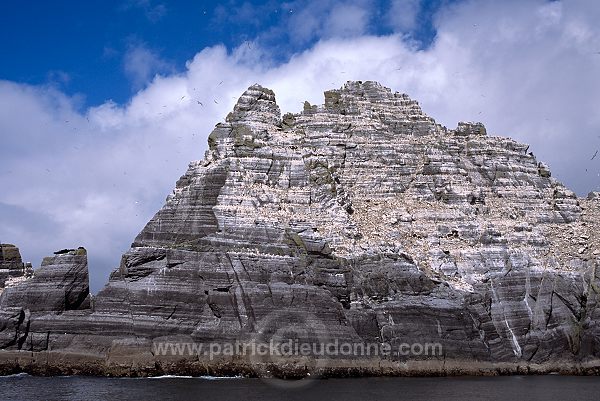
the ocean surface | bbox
[1,374,599,401]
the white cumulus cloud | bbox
[123,43,174,90]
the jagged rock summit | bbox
[0,244,33,291]
[0,81,599,377]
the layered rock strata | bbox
[0,81,599,377]
[0,244,32,290]
[0,248,90,353]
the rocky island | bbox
[1,81,599,377]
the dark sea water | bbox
[0,374,599,401]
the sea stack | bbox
[1,81,599,377]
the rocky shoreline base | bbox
[1,352,599,378]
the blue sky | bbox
[0,0,446,106]
[1,0,599,292]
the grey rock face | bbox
[0,248,90,351]
[0,244,32,289]
[1,81,599,376]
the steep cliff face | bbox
[0,248,90,354]
[0,244,32,290]
[0,82,598,376]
